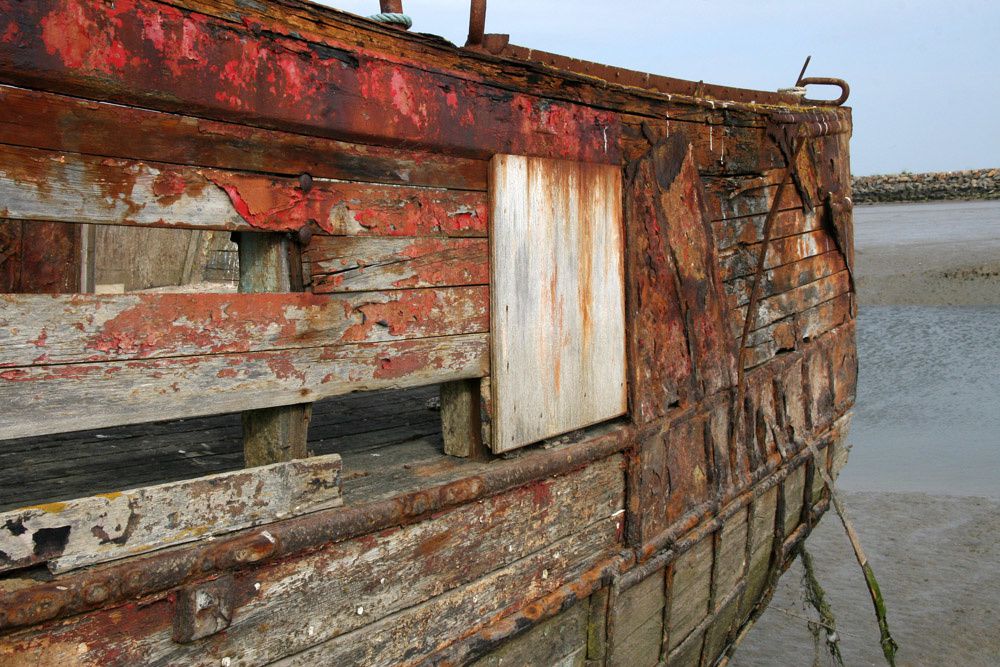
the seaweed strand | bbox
[800,545,845,667]
[805,440,899,666]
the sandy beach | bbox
[731,200,1000,666]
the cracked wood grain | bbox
[0,454,342,574]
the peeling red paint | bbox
[373,348,431,380]
[4,0,622,163]
[208,172,337,233]
[342,291,439,343]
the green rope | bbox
[368,12,412,29]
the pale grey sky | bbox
[321,1,998,176]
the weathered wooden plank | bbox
[720,229,838,282]
[738,487,778,623]
[666,627,704,667]
[666,537,713,652]
[1,459,624,665]
[651,138,736,398]
[306,237,488,293]
[0,334,488,439]
[624,143,694,421]
[664,415,713,526]
[628,428,671,547]
[608,612,663,667]
[713,510,749,608]
[712,207,820,251]
[0,287,489,367]
[0,144,487,235]
[783,466,808,535]
[726,250,847,309]
[0,84,487,191]
[470,597,590,667]
[490,155,626,452]
[735,270,852,337]
[702,169,803,222]
[0,0,621,164]
[701,595,740,664]
[614,570,667,635]
[271,516,622,667]
[0,454,341,574]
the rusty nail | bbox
[299,173,313,192]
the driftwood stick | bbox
[804,440,898,666]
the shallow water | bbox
[732,201,1000,665]
[843,304,1000,497]
[854,199,1000,249]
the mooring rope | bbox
[368,12,413,29]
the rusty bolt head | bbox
[299,173,313,192]
[297,222,315,246]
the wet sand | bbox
[731,200,1000,666]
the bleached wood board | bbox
[489,155,626,452]
[0,453,342,574]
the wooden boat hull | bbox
[0,1,855,664]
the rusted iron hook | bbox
[798,76,850,107]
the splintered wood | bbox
[489,156,627,452]
[0,454,342,574]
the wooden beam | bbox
[0,333,488,440]
[238,232,310,466]
[439,379,490,460]
[0,144,487,235]
[0,0,622,164]
[0,287,489,367]
[0,453,342,574]
[0,84,488,191]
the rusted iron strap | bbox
[0,426,631,632]
[420,552,628,666]
[769,110,851,137]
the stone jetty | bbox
[852,168,1000,203]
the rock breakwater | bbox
[851,168,999,203]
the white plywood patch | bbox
[490,155,627,452]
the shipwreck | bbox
[0,1,856,664]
